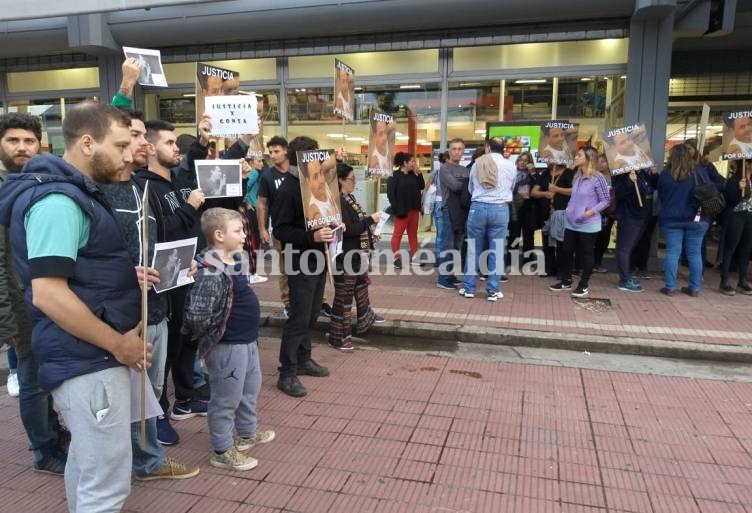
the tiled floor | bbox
[2,342,752,513]
[253,261,752,346]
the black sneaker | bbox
[171,399,208,421]
[393,259,403,269]
[277,376,307,397]
[720,282,736,296]
[157,415,180,445]
[320,303,333,318]
[297,359,330,377]
[571,285,589,298]
[680,286,699,298]
[738,282,752,296]
[33,447,66,476]
[549,281,572,291]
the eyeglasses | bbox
[344,176,356,182]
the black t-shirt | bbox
[536,168,575,211]
[258,166,290,206]
[221,265,260,345]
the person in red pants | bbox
[387,152,424,268]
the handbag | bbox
[692,170,725,218]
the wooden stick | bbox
[375,176,381,212]
[325,242,334,286]
[139,181,150,450]
[633,179,643,208]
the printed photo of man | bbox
[724,111,752,158]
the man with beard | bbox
[0,102,152,512]
[99,110,199,480]
[135,120,207,431]
[0,113,69,474]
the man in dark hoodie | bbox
[136,120,207,426]
[100,111,199,480]
[0,112,69,475]
[272,136,339,397]
[0,102,151,513]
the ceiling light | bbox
[620,75,627,79]
[354,87,362,91]
[326,133,346,138]
[580,78,593,82]
[400,84,421,89]
[394,131,403,137]
[345,137,365,142]
[474,129,486,135]
[182,93,196,97]
[396,135,409,141]
[515,79,546,84]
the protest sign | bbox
[297,149,342,231]
[602,123,654,175]
[367,110,396,177]
[537,120,579,166]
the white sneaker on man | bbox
[6,372,19,398]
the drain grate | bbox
[572,297,612,313]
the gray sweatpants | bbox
[52,366,132,513]
[205,342,261,453]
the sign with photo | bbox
[722,110,752,160]
[204,95,259,137]
[329,225,344,263]
[122,47,168,87]
[537,120,579,166]
[243,93,265,158]
[602,123,655,175]
[195,63,240,123]
[151,238,197,294]
[367,110,396,177]
[333,59,355,122]
[194,160,243,198]
[297,149,342,231]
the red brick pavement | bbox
[253,263,752,346]
[2,343,752,512]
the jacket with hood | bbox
[133,167,201,243]
[0,153,140,390]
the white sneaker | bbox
[487,291,503,302]
[249,274,268,284]
[458,288,475,298]
[6,372,19,398]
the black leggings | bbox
[559,229,598,287]
[721,211,752,284]
[594,218,614,267]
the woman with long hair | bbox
[549,146,610,297]
[719,159,752,295]
[657,143,712,296]
[387,152,424,268]
[328,164,385,351]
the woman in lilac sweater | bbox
[549,146,610,297]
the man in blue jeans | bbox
[459,137,517,301]
[436,138,470,289]
[0,112,68,474]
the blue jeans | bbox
[661,220,709,292]
[433,200,445,260]
[437,208,466,285]
[463,202,509,294]
[17,353,61,455]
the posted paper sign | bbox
[333,59,355,121]
[123,47,167,87]
[537,120,579,166]
[722,110,752,160]
[196,63,240,124]
[205,95,259,137]
[151,238,197,294]
[602,123,655,175]
[329,225,344,263]
[367,110,396,177]
[195,160,243,198]
[297,149,342,231]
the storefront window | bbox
[9,96,98,155]
[505,80,554,121]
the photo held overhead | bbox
[122,47,168,87]
[297,149,342,231]
[602,123,654,175]
[722,109,752,160]
[367,110,396,177]
[538,120,579,166]
[333,59,355,122]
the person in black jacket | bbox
[327,164,385,351]
[271,142,337,398]
[719,159,752,295]
[387,152,424,268]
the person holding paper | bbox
[327,163,385,351]
[0,102,152,513]
[719,159,752,296]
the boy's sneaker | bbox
[6,372,19,397]
[549,281,572,291]
[171,399,208,421]
[157,415,180,445]
[235,430,276,452]
[458,288,474,298]
[210,447,258,471]
[277,376,307,397]
[571,285,590,298]
[134,458,200,481]
[618,279,643,293]
[297,359,330,377]
[33,447,66,476]
[487,291,503,302]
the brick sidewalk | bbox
[2,342,752,513]
[253,260,752,347]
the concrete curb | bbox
[260,315,752,364]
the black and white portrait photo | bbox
[195,160,243,198]
[123,46,168,87]
[151,238,197,293]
